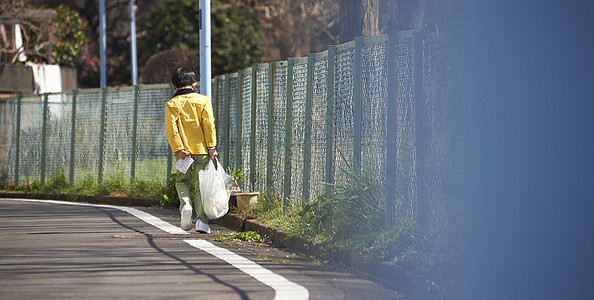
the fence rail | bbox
[0,30,453,230]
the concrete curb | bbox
[0,192,160,207]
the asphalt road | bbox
[0,198,400,299]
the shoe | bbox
[196,219,211,234]
[180,204,193,231]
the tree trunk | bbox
[362,0,380,36]
[339,0,380,43]
[339,0,361,43]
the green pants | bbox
[176,154,210,224]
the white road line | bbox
[2,198,310,299]
[116,206,189,235]
[185,240,309,300]
[0,198,189,234]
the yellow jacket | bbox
[165,89,217,155]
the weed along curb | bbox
[213,213,405,291]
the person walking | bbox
[165,67,217,233]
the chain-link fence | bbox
[0,30,453,230]
[0,84,174,188]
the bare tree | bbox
[248,0,339,61]
[31,0,144,43]
[362,0,380,36]
[340,0,452,43]
[0,0,53,63]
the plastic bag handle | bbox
[212,157,218,171]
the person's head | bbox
[171,67,196,89]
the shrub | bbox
[299,165,385,244]
[246,162,461,299]
[23,179,41,194]
[160,173,179,208]
[42,169,69,194]
[130,178,162,200]
[98,174,129,197]
[245,191,307,238]
[74,174,99,196]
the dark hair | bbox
[171,67,196,88]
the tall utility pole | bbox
[99,0,106,87]
[199,0,211,99]
[129,0,138,85]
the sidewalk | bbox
[0,192,402,290]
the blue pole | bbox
[199,0,211,99]
[129,0,138,85]
[99,0,106,87]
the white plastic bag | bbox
[198,158,233,219]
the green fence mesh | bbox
[18,95,44,184]
[227,73,240,172]
[270,61,288,198]
[254,64,270,193]
[288,57,308,201]
[309,52,330,199]
[240,68,253,192]
[361,36,388,190]
[103,87,135,180]
[215,76,228,168]
[391,32,418,222]
[45,93,74,182]
[421,34,454,232]
[135,84,171,183]
[1,99,17,183]
[72,89,103,183]
[0,30,453,231]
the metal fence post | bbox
[353,37,363,174]
[97,88,107,185]
[266,62,275,192]
[283,59,295,205]
[236,70,243,173]
[413,30,427,232]
[14,95,22,187]
[40,93,49,185]
[325,46,336,194]
[302,54,314,202]
[214,75,223,167]
[166,85,174,185]
[69,90,77,185]
[130,85,140,185]
[249,66,257,190]
[223,74,230,170]
[213,76,219,131]
[385,32,398,227]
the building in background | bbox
[0,9,77,97]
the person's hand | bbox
[177,150,191,160]
[208,148,218,160]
